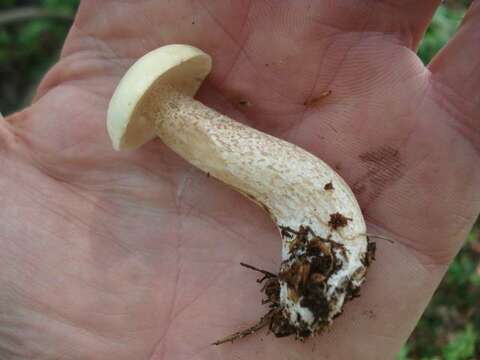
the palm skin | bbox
[1,0,480,359]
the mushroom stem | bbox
[154,87,289,219]
[154,87,363,242]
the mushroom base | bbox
[212,226,375,345]
[212,226,374,345]
[255,225,376,340]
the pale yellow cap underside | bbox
[107,44,212,150]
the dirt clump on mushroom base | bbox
[241,225,375,340]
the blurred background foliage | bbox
[0,1,478,359]
[0,0,78,114]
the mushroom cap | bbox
[107,44,212,150]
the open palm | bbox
[1,1,479,359]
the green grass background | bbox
[0,1,478,359]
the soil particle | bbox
[324,182,334,191]
[269,311,296,337]
[328,212,350,230]
[363,238,376,266]
[345,281,361,301]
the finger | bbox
[428,2,480,132]
[310,0,440,49]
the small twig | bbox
[362,233,395,244]
[212,310,275,346]
[240,262,277,280]
[0,6,74,27]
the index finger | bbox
[428,2,480,145]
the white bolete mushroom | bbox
[107,44,375,343]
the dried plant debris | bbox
[328,212,351,230]
[214,225,375,344]
[324,182,334,191]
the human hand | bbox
[1,1,479,359]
